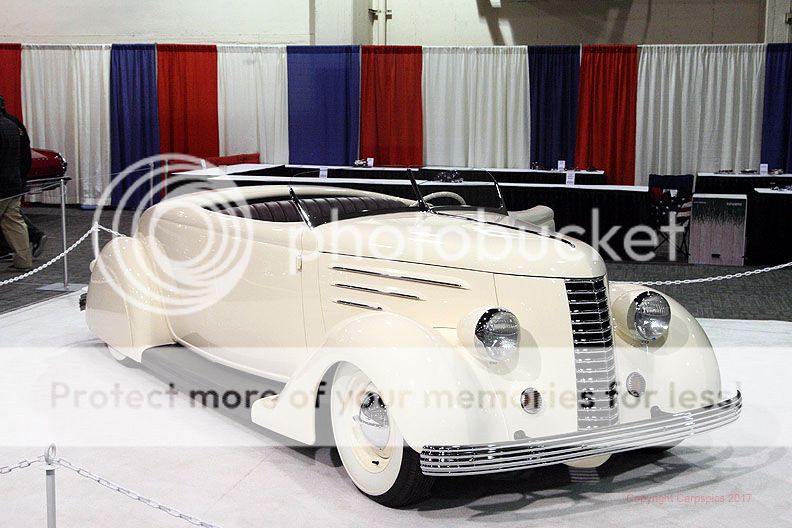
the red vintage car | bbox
[28,148,67,180]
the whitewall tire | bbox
[330,363,434,506]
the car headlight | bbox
[627,291,671,341]
[471,308,520,363]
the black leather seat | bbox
[219,195,406,223]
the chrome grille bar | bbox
[565,277,618,430]
[419,392,742,476]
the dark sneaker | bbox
[0,252,12,262]
[3,265,33,273]
[32,234,49,258]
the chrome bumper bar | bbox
[420,391,742,476]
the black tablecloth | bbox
[696,174,792,194]
[746,190,792,265]
[500,186,650,260]
[247,166,607,186]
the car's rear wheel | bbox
[330,363,434,507]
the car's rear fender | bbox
[85,237,173,361]
[250,312,511,450]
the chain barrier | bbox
[0,455,44,475]
[53,456,222,528]
[637,261,792,286]
[1,446,223,528]
[0,224,125,288]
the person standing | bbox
[0,95,47,260]
[0,112,32,271]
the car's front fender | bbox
[250,312,510,450]
[609,281,722,422]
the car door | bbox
[197,214,309,381]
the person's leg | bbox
[23,212,44,242]
[0,229,10,255]
[22,212,48,257]
[0,198,33,269]
[0,200,12,257]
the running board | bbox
[141,345,285,423]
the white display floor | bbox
[0,293,790,527]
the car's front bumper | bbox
[420,391,742,476]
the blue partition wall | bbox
[761,44,792,173]
[528,45,580,170]
[286,45,361,166]
[109,44,160,208]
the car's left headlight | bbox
[459,308,520,363]
[627,291,671,341]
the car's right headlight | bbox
[627,291,671,341]
[459,308,520,363]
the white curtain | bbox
[635,44,766,185]
[217,45,289,164]
[21,45,111,205]
[423,46,530,168]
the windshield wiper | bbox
[406,168,429,212]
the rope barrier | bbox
[1,222,790,289]
[0,224,124,288]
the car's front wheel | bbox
[330,363,434,507]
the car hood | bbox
[307,210,607,279]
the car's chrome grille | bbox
[565,277,618,430]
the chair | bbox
[647,174,694,259]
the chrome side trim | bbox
[330,266,467,290]
[332,299,383,311]
[420,392,742,476]
[331,283,422,301]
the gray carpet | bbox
[1,206,790,320]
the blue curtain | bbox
[527,45,580,169]
[287,46,360,165]
[761,44,792,174]
[110,44,160,208]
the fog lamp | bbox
[626,372,647,397]
[520,388,542,414]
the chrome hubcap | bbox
[356,392,390,450]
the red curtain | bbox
[359,46,423,167]
[575,45,638,185]
[156,44,219,158]
[0,44,23,121]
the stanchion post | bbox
[92,224,100,257]
[59,178,69,289]
[149,161,155,209]
[44,445,57,528]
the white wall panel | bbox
[21,45,111,205]
[217,45,289,164]
[0,0,312,44]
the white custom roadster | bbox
[85,171,741,506]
